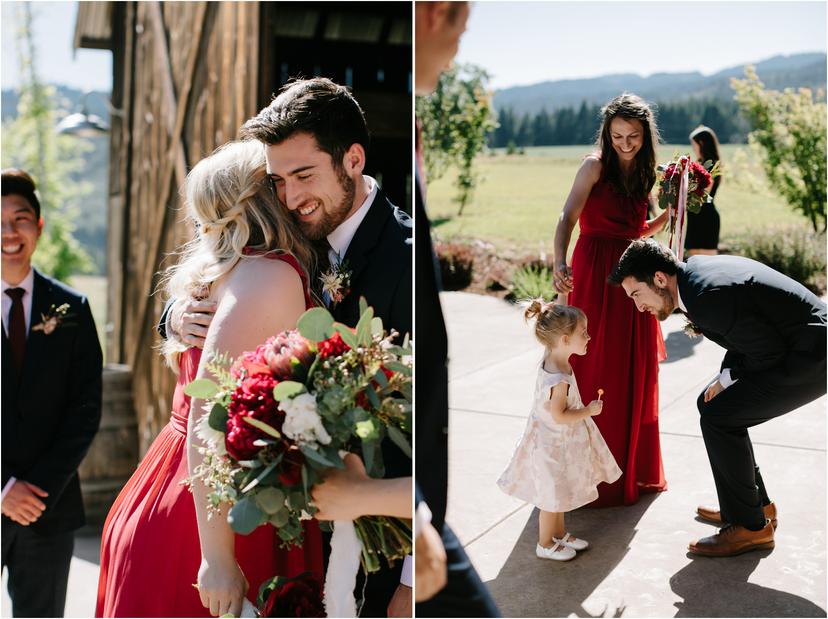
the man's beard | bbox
[298,169,356,240]
[654,285,675,321]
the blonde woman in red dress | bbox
[552,94,669,507]
[95,141,323,617]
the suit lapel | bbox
[19,271,54,394]
[1,321,17,389]
[341,190,392,285]
[676,265,696,319]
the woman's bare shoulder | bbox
[581,154,603,175]
[225,256,303,300]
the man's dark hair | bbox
[608,239,679,286]
[1,168,41,220]
[240,77,369,168]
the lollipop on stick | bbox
[597,388,604,401]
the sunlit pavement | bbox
[442,291,826,618]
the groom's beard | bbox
[295,170,356,241]
[655,286,675,321]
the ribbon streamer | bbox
[324,520,362,617]
[668,157,690,262]
[239,598,257,618]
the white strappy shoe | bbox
[536,540,576,561]
[554,532,589,551]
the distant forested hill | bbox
[487,52,826,147]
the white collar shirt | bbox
[326,176,378,266]
[2,267,35,337]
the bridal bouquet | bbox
[656,155,718,260]
[657,156,715,215]
[185,300,412,616]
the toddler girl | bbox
[497,299,621,561]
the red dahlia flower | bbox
[225,374,285,460]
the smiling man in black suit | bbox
[1,168,102,617]
[610,238,826,557]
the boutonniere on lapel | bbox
[319,260,352,308]
[683,319,703,339]
[32,303,75,335]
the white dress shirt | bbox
[326,176,378,265]
[2,267,35,338]
[677,284,736,389]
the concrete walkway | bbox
[442,291,826,618]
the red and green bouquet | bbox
[185,299,412,614]
[657,155,718,215]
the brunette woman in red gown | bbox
[96,141,323,617]
[552,94,669,507]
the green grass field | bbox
[425,144,806,253]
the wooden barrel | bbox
[78,363,139,528]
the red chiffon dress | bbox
[569,176,668,507]
[96,253,323,617]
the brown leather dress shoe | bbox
[696,502,778,529]
[688,521,775,557]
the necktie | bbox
[5,288,26,372]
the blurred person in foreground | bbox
[414,2,501,616]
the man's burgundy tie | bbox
[5,288,26,372]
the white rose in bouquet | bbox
[279,393,332,446]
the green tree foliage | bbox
[416,63,497,216]
[732,65,827,232]
[1,3,93,280]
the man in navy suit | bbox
[1,168,102,616]
[610,239,826,557]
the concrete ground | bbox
[442,291,826,618]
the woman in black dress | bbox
[684,125,722,255]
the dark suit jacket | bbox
[2,269,103,534]
[413,168,450,531]
[331,188,412,342]
[332,188,412,482]
[677,255,827,387]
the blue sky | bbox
[2,2,112,91]
[457,1,827,90]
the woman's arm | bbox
[552,156,601,298]
[188,259,306,617]
[311,454,412,520]
[641,194,668,238]
[543,382,602,424]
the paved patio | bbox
[442,291,826,618]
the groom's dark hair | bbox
[240,78,369,169]
[608,239,678,286]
